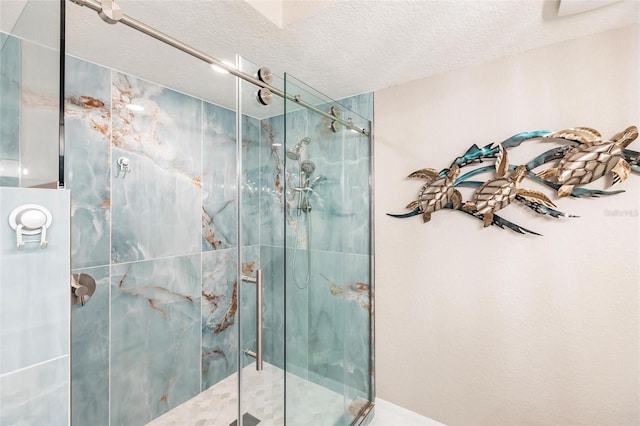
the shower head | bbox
[285,137,312,161]
[286,148,300,160]
[301,160,316,175]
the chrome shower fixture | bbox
[285,148,300,161]
[329,106,341,133]
[98,0,122,24]
[300,160,316,175]
[285,137,311,161]
[257,88,272,105]
[257,67,273,84]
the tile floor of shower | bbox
[149,363,360,426]
[149,363,442,426]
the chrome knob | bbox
[71,273,96,307]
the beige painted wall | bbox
[374,25,639,425]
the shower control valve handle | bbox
[70,277,88,306]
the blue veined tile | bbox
[260,245,285,369]
[284,94,373,256]
[336,92,373,122]
[202,102,236,251]
[71,265,110,426]
[0,34,20,163]
[201,248,238,389]
[340,93,372,256]
[0,356,69,426]
[298,250,371,397]
[110,255,201,426]
[241,115,261,246]
[239,245,259,369]
[295,107,347,254]
[237,245,285,371]
[65,56,112,269]
[111,146,201,263]
[341,129,371,256]
[258,114,288,247]
[0,187,70,375]
[284,123,331,256]
[111,72,202,179]
[110,72,202,263]
[341,253,371,397]
[281,107,325,252]
[284,246,310,376]
[304,250,346,389]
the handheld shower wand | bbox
[288,137,315,289]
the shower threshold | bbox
[147,362,350,426]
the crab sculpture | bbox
[463,144,555,227]
[537,126,638,197]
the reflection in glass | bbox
[0,0,61,188]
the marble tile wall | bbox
[110,256,201,426]
[110,72,202,263]
[65,56,111,269]
[202,248,239,389]
[65,56,254,425]
[65,53,372,425]
[71,265,109,426]
[274,93,374,417]
[0,187,71,425]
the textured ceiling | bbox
[8,0,640,115]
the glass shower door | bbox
[283,74,373,425]
[234,57,373,426]
[236,55,286,426]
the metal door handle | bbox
[242,269,263,371]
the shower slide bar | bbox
[70,0,370,136]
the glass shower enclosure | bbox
[237,57,374,425]
[282,74,373,425]
[0,2,374,424]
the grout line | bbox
[0,354,69,379]
[79,244,243,271]
[108,67,113,426]
[200,98,204,394]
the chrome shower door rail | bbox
[69,0,369,136]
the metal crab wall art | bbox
[388,125,639,235]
